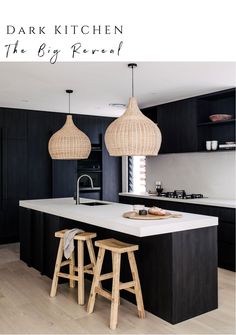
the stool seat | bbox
[55,229,96,241]
[95,238,139,253]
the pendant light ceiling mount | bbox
[128,63,137,68]
[105,63,162,157]
[65,89,73,94]
[48,90,91,160]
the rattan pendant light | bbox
[48,90,91,160]
[105,64,162,156]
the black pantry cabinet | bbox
[0,107,121,244]
[119,195,236,272]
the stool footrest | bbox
[95,287,112,301]
[57,272,79,281]
[119,281,135,291]
[73,263,94,274]
[99,272,114,281]
[60,260,71,267]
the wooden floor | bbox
[0,244,235,334]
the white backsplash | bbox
[146,151,236,200]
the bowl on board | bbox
[209,114,233,122]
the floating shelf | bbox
[197,119,236,127]
[198,148,236,153]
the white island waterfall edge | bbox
[19,198,218,237]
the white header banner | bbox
[0,0,235,63]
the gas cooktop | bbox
[157,190,206,199]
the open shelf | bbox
[199,148,236,153]
[197,119,236,127]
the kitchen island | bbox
[19,197,218,324]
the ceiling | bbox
[0,62,235,117]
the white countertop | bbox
[19,197,218,238]
[119,192,236,209]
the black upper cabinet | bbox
[173,99,198,153]
[155,99,197,154]
[142,100,198,154]
[142,89,235,154]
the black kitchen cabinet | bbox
[27,111,54,199]
[3,108,27,139]
[142,106,157,123]
[52,160,77,198]
[143,89,235,154]
[119,195,235,271]
[0,107,121,244]
[101,118,122,202]
[156,99,198,153]
[143,99,198,154]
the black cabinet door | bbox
[156,103,178,153]
[27,111,53,199]
[76,115,102,144]
[3,138,28,200]
[173,99,198,153]
[102,118,122,202]
[156,99,197,154]
[52,160,77,198]
[142,106,157,123]
[3,108,27,139]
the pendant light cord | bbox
[131,65,134,97]
[68,93,71,114]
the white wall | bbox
[146,151,236,199]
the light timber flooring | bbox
[0,243,235,334]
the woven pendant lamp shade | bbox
[105,97,162,156]
[48,115,91,159]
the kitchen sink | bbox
[81,202,110,206]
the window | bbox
[128,156,146,193]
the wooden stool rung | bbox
[84,263,93,271]
[119,281,135,291]
[60,260,71,267]
[124,287,135,294]
[95,287,112,301]
[57,272,79,281]
[99,272,114,281]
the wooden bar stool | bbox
[87,238,145,330]
[50,229,97,305]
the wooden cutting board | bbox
[123,211,182,220]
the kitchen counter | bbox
[119,192,236,208]
[19,197,218,238]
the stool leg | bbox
[112,253,120,305]
[110,252,121,330]
[87,248,105,314]
[128,251,145,319]
[69,251,75,288]
[50,238,64,297]
[86,239,96,268]
[78,240,84,305]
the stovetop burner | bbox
[159,190,205,199]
